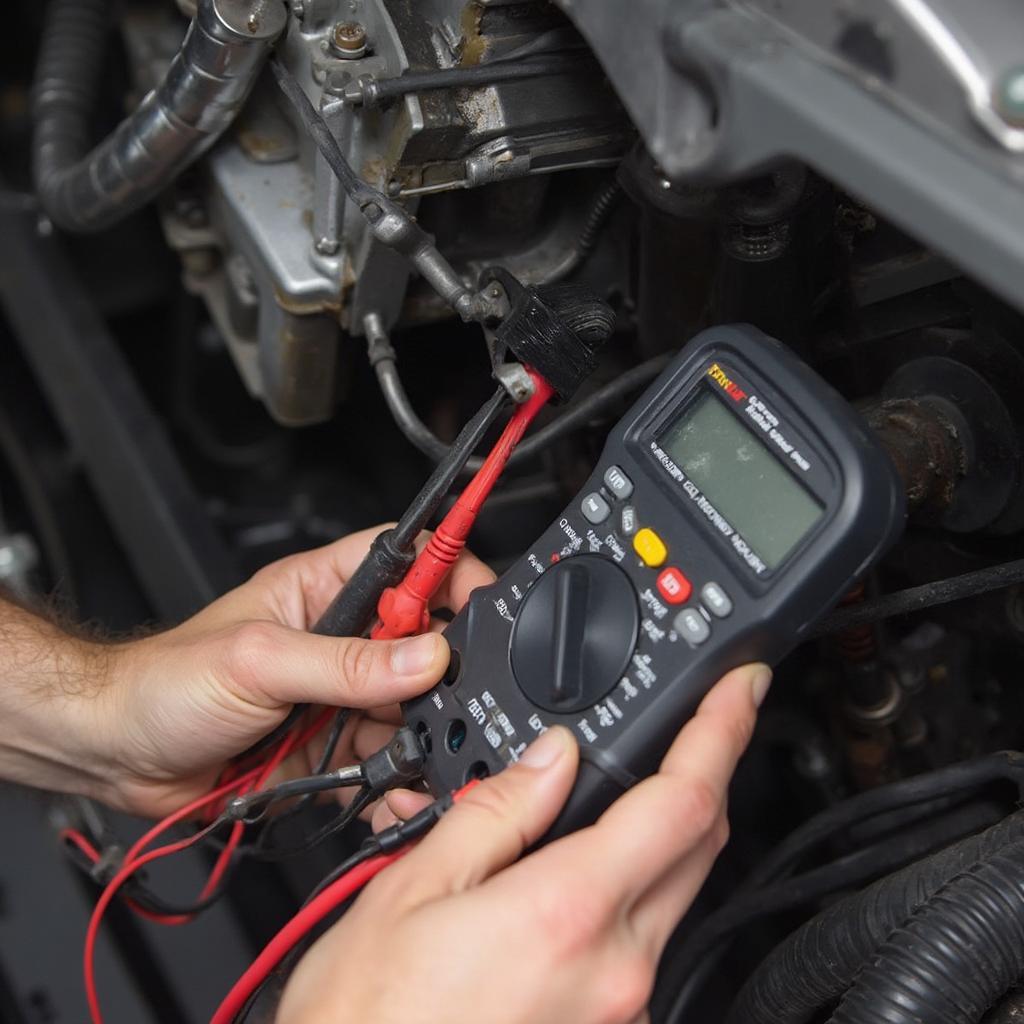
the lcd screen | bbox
[660,391,823,568]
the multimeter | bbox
[404,324,905,836]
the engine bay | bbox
[3,1,1024,1021]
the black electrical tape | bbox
[482,268,614,402]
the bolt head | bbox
[996,66,1024,127]
[329,21,367,58]
[315,236,340,256]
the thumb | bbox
[382,726,579,906]
[216,621,450,710]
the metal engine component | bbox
[33,0,287,233]
[140,0,632,425]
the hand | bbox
[78,525,494,816]
[278,663,772,1024]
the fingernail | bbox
[390,634,441,676]
[519,726,572,769]
[378,797,402,827]
[751,665,773,707]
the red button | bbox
[657,567,692,604]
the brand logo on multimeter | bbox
[706,363,748,402]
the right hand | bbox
[278,662,771,1024]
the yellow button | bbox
[633,527,667,567]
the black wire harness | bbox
[660,751,1024,1023]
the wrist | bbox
[0,599,122,800]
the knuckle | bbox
[460,783,530,847]
[534,882,607,958]
[221,620,279,685]
[675,777,722,839]
[726,710,755,754]
[598,954,655,1024]
[337,639,380,696]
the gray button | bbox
[675,608,710,645]
[604,464,634,500]
[701,582,733,618]
[619,505,638,536]
[581,492,611,524]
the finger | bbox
[583,663,768,896]
[374,727,578,907]
[628,812,729,956]
[370,788,433,832]
[503,664,768,907]
[216,621,450,712]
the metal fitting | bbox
[314,235,340,256]
[328,21,367,59]
[494,363,537,404]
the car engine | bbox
[2,1,1024,1021]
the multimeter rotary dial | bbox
[510,555,639,714]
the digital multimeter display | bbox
[659,390,823,569]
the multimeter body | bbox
[404,324,905,837]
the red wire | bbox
[208,850,404,1024]
[61,827,101,863]
[208,779,482,1024]
[83,707,337,1022]
[373,368,556,640]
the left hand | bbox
[77,525,494,816]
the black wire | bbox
[302,845,378,908]
[60,819,237,918]
[814,558,1024,635]
[658,756,1024,1020]
[234,941,311,1024]
[359,52,587,108]
[546,179,624,283]
[258,710,352,844]
[390,386,507,548]
[375,355,670,470]
[268,57,377,206]
[661,795,1007,1022]
[253,787,374,862]
[372,357,452,463]
[744,751,1024,892]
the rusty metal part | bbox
[863,397,966,516]
[328,21,368,59]
[836,581,876,663]
[835,582,903,788]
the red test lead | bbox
[372,368,556,640]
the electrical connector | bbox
[362,726,427,794]
[371,790,459,854]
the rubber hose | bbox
[830,837,1024,1024]
[32,0,286,233]
[31,0,109,221]
[726,811,1024,1024]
